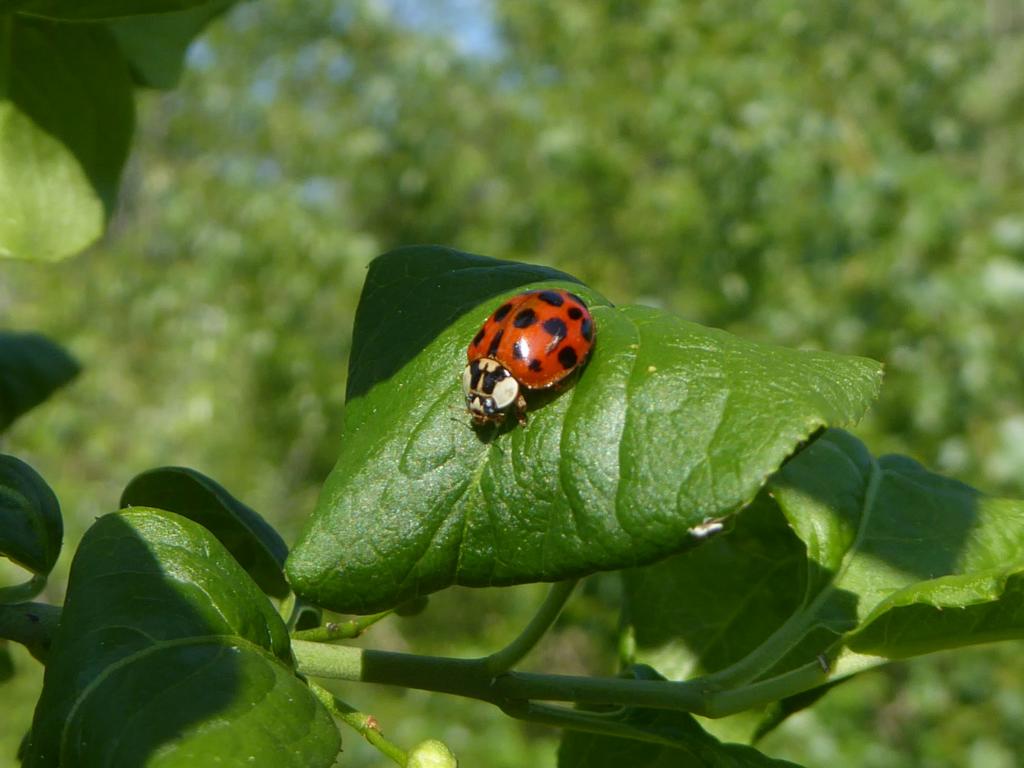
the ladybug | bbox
[463,289,595,425]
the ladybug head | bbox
[463,357,520,424]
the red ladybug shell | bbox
[467,289,595,389]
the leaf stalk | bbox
[309,682,408,766]
[0,601,61,662]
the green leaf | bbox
[24,509,339,767]
[0,331,80,432]
[812,453,1024,657]
[770,430,1024,661]
[6,0,216,21]
[121,466,290,598]
[622,429,1024,740]
[0,455,62,600]
[558,718,802,768]
[557,669,803,768]
[0,17,133,261]
[287,248,882,613]
[108,1,234,89]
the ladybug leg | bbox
[515,392,528,426]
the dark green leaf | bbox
[772,430,1024,661]
[287,249,882,613]
[121,466,290,598]
[559,720,802,768]
[0,640,13,683]
[107,0,233,89]
[394,595,430,617]
[620,494,825,744]
[622,495,807,681]
[0,332,80,432]
[24,509,339,767]
[8,0,216,21]
[0,17,133,261]
[0,455,62,588]
[622,429,1024,740]
[55,640,334,766]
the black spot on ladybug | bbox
[529,359,543,372]
[468,360,484,388]
[513,339,528,360]
[558,346,578,370]
[493,302,514,322]
[542,317,567,342]
[581,317,594,342]
[472,328,486,348]
[482,365,507,393]
[538,290,564,306]
[514,308,537,328]
[567,306,583,320]
[487,329,504,357]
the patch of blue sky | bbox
[383,0,501,58]
[186,39,217,71]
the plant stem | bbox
[292,639,365,680]
[292,640,495,700]
[696,660,831,717]
[289,561,837,723]
[309,682,408,766]
[694,606,816,691]
[292,640,713,712]
[480,579,577,675]
[292,609,393,642]
[293,638,832,720]
[0,601,61,662]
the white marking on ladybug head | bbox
[463,358,520,419]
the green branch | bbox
[290,570,837,722]
[481,579,577,675]
[292,639,832,720]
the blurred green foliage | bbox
[3,0,1024,765]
